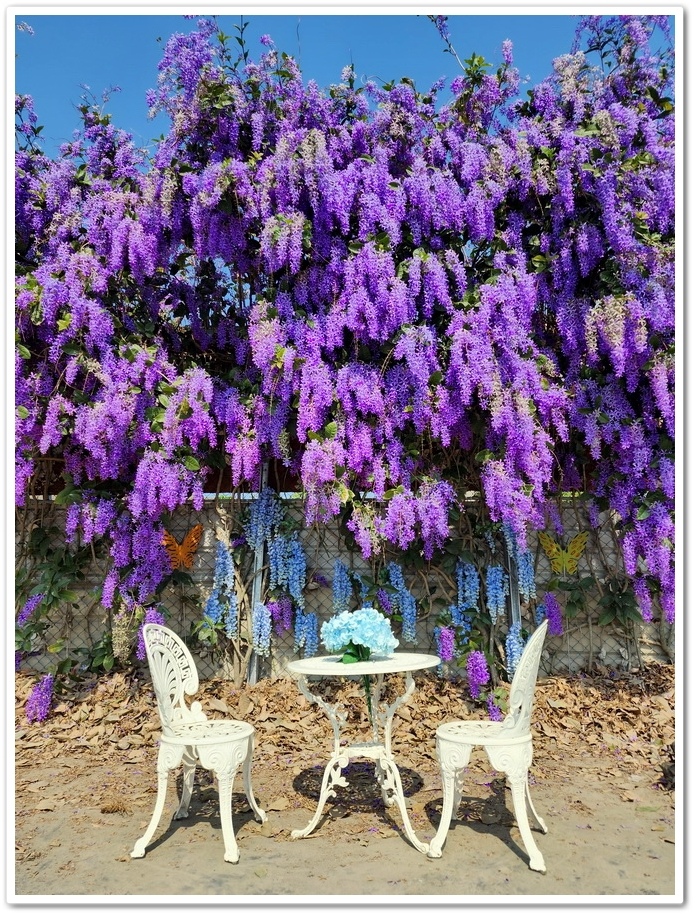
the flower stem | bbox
[362,674,374,729]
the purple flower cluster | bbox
[268,595,293,634]
[17,593,44,627]
[537,592,564,637]
[15,15,675,624]
[435,625,456,663]
[375,587,393,615]
[25,674,55,723]
[466,650,490,700]
[486,694,505,722]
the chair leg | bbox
[216,770,240,864]
[525,778,548,835]
[242,736,267,823]
[508,772,546,873]
[427,766,458,858]
[131,744,184,859]
[175,747,197,819]
[452,766,465,815]
[428,739,472,858]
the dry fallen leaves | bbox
[14,662,675,838]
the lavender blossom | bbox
[487,693,505,721]
[17,593,44,628]
[466,651,490,700]
[435,625,456,663]
[537,593,564,636]
[25,674,55,723]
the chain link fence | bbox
[15,492,675,680]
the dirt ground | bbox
[11,661,678,904]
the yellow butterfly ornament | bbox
[538,531,588,576]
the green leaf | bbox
[597,609,616,626]
[183,455,201,472]
[16,406,29,419]
[336,483,354,505]
[53,485,79,506]
[474,449,494,464]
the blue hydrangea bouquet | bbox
[321,607,399,663]
[320,607,399,726]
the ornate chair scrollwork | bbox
[131,624,266,863]
[428,620,549,872]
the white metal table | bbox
[286,652,440,853]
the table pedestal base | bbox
[291,672,430,854]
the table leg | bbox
[290,671,431,853]
[291,675,351,839]
[291,752,350,839]
[375,756,430,854]
[375,671,416,757]
[373,672,430,853]
[293,674,348,756]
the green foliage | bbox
[597,577,643,629]
[16,524,91,612]
[554,576,595,618]
[190,614,231,653]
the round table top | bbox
[287,652,441,678]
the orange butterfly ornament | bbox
[538,531,588,577]
[162,524,203,571]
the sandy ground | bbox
[11,663,679,904]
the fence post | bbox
[505,541,521,630]
[246,462,269,686]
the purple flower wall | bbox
[15,15,675,622]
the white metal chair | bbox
[131,624,267,863]
[428,619,549,872]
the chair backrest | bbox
[500,619,548,737]
[142,624,201,736]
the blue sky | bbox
[13,9,606,157]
